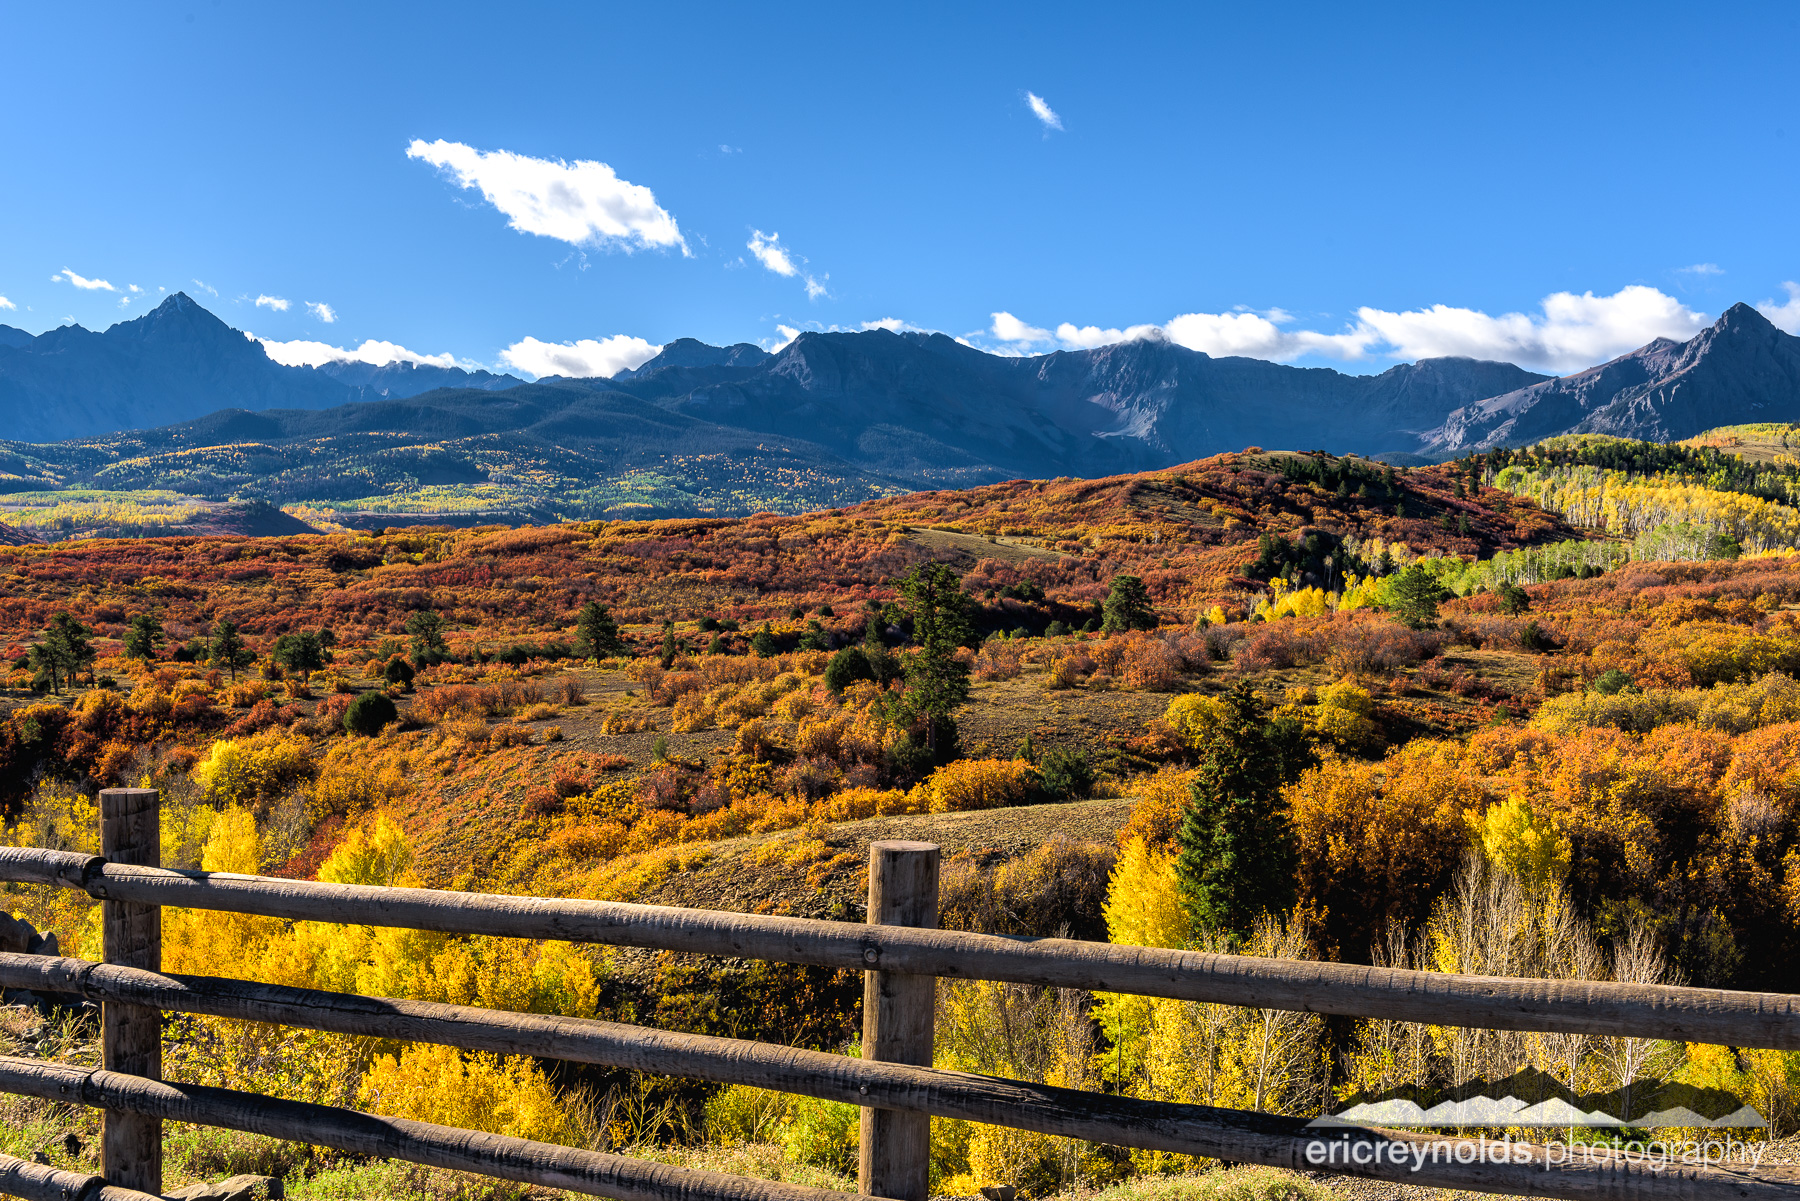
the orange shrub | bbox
[1121,640,1181,691]
[914,759,1034,813]
[973,640,1023,681]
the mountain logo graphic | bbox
[1309,1096,1766,1129]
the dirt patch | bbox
[633,796,1136,920]
[905,526,1065,564]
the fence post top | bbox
[869,840,939,855]
[98,788,159,798]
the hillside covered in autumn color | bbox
[9,437,1800,1192]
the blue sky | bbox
[3,1,1797,378]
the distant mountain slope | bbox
[0,294,522,441]
[313,357,522,397]
[1423,304,1800,453]
[601,329,1550,480]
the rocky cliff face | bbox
[1423,304,1800,453]
[0,295,520,442]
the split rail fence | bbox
[0,789,1796,1201]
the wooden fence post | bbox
[859,840,939,1201]
[100,787,161,1195]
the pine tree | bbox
[574,602,624,659]
[1101,574,1157,631]
[208,618,254,682]
[31,612,95,693]
[123,614,164,662]
[1174,681,1312,939]
[1387,564,1448,629]
[896,562,972,756]
[405,609,450,666]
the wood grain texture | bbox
[97,789,160,1197]
[8,955,1800,1201]
[0,1150,164,1201]
[0,1152,163,1195]
[859,842,938,1201]
[0,1058,875,1201]
[3,851,1791,1048]
[0,1056,1792,1201]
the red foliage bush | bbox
[1324,621,1445,675]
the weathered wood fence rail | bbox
[0,789,1795,1201]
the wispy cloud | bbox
[1762,283,1800,336]
[1026,92,1063,132]
[747,229,828,300]
[501,334,662,379]
[0,296,14,311]
[407,138,687,254]
[770,324,803,352]
[306,301,337,323]
[1678,263,1725,276]
[747,230,798,277]
[54,268,115,292]
[982,286,1717,374]
[255,294,290,311]
[253,333,462,370]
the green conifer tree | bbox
[1174,681,1314,939]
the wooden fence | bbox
[0,788,1796,1201]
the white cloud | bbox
[0,296,14,311]
[747,229,828,300]
[987,286,1717,374]
[407,138,687,253]
[1762,283,1800,336]
[127,284,142,294]
[770,324,803,352]
[861,318,909,332]
[54,268,115,291]
[191,279,218,297]
[747,230,798,276]
[1347,287,1710,372]
[1679,263,1724,276]
[255,294,290,311]
[252,333,460,370]
[1026,92,1063,132]
[1163,309,1370,361]
[306,301,337,323]
[1055,321,1162,350]
[500,334,661,379]
[991,311,1053,345]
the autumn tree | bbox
[659,620,677,670]
[122,614,164,662]
[574,602,624,659]
[1102,574,1157,632]
[208,619,254,682]
[1175,681,1314,939]
[897,561,972,757]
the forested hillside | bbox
[5,441,1800,1194]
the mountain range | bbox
[2,294,1797,520]
[0,292,521,443]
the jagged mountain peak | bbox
[1421,302,1800,454]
